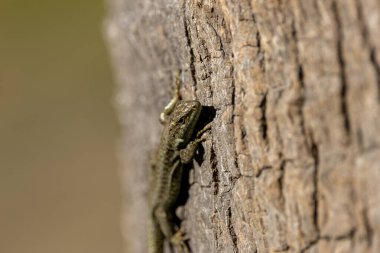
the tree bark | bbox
[104,0,380,252]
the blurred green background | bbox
[0,1,123,253]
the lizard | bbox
[148,73,211,253]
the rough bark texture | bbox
[105,0,380,252]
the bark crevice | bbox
[332,1,351,137]
[183,8,198,90]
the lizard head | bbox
[168,100,202,148]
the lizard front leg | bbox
[179,123,212,164]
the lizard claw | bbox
[171,228,190,253]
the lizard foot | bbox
[170,228,190,253]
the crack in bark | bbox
[205,19,224,57]
[362,207,374,247]
[291,17,310,149]
[298,64,304,89]
[310,135,320,235]
[210,145,220,195]
[255,165,273,178]
[278,160,286,204]
[354,0,380,102]
[299,228,356,253]
[369,49,380,101]
[183,5,198,93]
[256,31,260,48]
[290,18,311,159]
[259,93,268,141]
[226,206,239,253]
[211,209,221,252]
[231,76,240,172]
[332,1,351,137]
[290,17,322,250]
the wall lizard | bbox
[148,74,211,253]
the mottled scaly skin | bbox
[148,100,206,253]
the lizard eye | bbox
[178,117,186,124]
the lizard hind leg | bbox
[154,205,189,253]
[170,227,190,253]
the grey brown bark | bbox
[104,0,380,252]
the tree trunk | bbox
[104,0,380,252]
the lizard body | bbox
[148,76,210,253]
